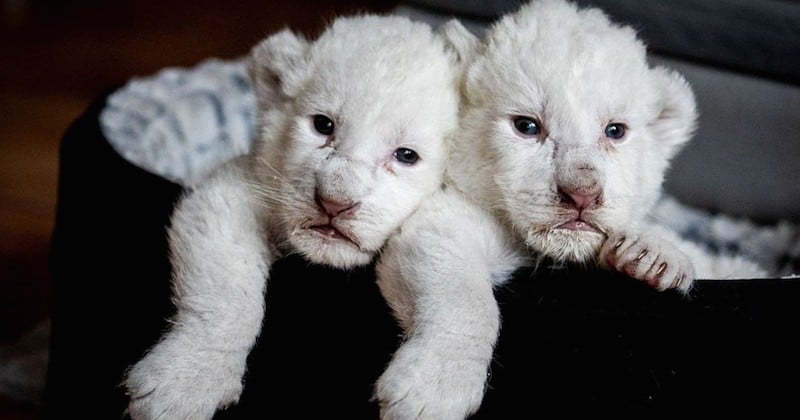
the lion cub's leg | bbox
[599,225,696,292]
[126,157,273,420]
[375,189,524,420]
[600,222,769,291]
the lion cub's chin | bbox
[526,227,605,264]
[289,229,373,269]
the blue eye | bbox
[604,123,626,139]
[513,117,542,136]
[393,148,419,165]
[313,115,334,135]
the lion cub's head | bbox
[456,0,697,262]
[247,16,474,268]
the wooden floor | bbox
[0,1,397,417]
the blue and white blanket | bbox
[99,58,800,278]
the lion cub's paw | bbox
[125,337,244,420]
[600,231,695,292]
[376,338,489,420]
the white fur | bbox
[375,1,766,418]
[124,15,469,419]
[376,188,526,420]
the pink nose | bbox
[315,192,359,217]
[558,187,601,210]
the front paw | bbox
[600,231,695,292]
[376,338,490,420]
[125,337,245,420]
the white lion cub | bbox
[375,0,764,419]
[123,15,473,419]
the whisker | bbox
[245,184,285,208]
[255,159,310,204]
[255,156,292,185]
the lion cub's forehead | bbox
[478,0,657,118]
[299,18,459,133]
[308,16,456,94]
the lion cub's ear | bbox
[437,19,479,65]
[650,66,698,157]
[248,29,310,108]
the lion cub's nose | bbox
[315,191,360,217]
[558,186,601,211]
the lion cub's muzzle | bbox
[315,189,361,218]
[554,165,605,235]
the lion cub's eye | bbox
[312,115,334,135]
[512,117,542,137]
[604,123,626,140]
[393,148,419,165]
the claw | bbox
[676,274,686,289]
[656,262,667,276]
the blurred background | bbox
[0,1,397,418]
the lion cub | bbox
[375,0,764,419]
[123,15,472,419]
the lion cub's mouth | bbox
[555,219,603,235]
[309,224,359,246]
